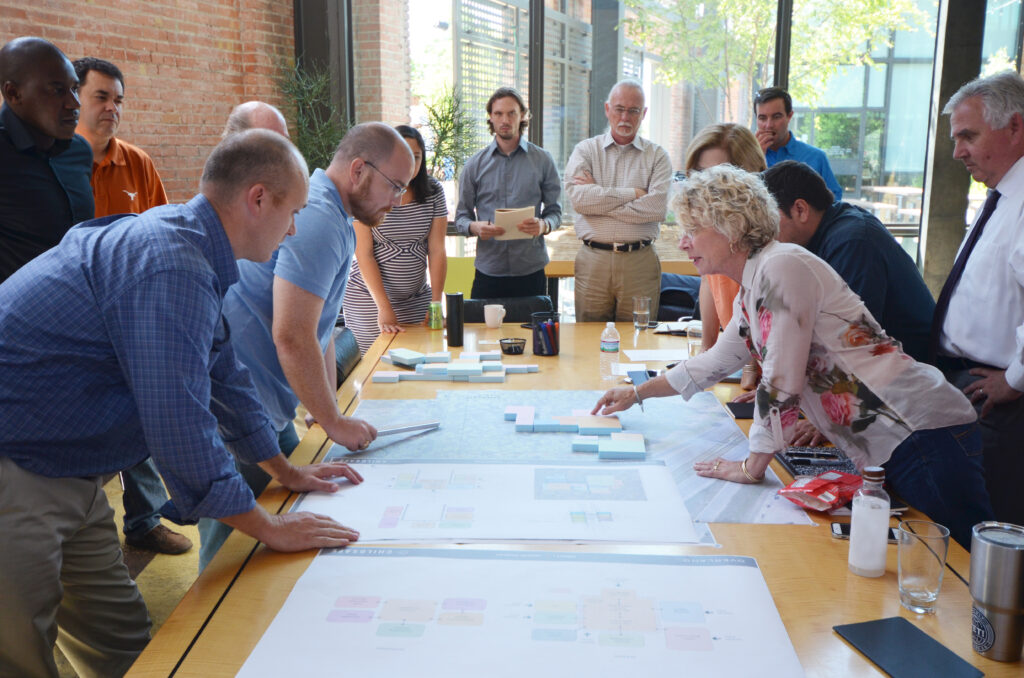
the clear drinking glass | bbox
[898,520,950,614]
[632,296,651,331]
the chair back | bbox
[464,295,554,323]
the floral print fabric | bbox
[665,241,975,469]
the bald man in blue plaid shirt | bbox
[0,130,364,678]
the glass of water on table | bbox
[633,296,651,331]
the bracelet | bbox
[542,220,551,235]
[741,458,764,483]
[632,384,644,412]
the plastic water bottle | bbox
[600,322,620,381]
[848,466,890,577]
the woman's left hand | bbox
[378,308,404,334]
[694,457,766,484]
[591,386,637,415]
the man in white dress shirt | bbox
[936,71,1024,526]
[565,79,672,322]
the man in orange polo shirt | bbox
[73,56,190,555]
[73,57,167,216]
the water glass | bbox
[632,296,651,331]
[898,520,950,614]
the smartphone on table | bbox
[831,522,898,544]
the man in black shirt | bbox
[0,36,93,282]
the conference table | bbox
[127,323,1017,677]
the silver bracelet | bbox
[632,384,644,412]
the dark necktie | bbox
[928,188,1001,361]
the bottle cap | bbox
[606,322,614,327]
[862,466,884,482]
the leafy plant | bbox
[423,85,475,181]
[278,60,350,171]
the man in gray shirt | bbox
[455,86,562,298]
[565,79,672,321]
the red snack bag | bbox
[778,471,863,511]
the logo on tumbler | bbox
[972,605,995,652]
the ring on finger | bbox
[359,440,370,450]
[713,460,721,472]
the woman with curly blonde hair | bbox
[595,165,992,549]
[683,123,766,350]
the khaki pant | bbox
[573,244,661,322]
[0,457,151,678]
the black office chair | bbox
[658,273,701,320]
[463,295,554,323]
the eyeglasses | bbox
[611,106,643,117]
[365,160,407,198]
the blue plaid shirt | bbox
[0,195,280,523]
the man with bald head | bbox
[565,79,672,322]
[0,130,366,677]
[223,100,289,138]
[0,36,93,283]
[198,122,414,569]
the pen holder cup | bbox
[499,337,526,355]
[531,312,560,356]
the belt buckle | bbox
[613,242,625,251]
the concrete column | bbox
[590,0,623,136]
[920,0,987,295]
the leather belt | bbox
[582,239,652,253]
[935,355,1000,373]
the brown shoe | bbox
[125,525,193,555]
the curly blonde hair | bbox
[672,165,779,255]
[684,123,766,174]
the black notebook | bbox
[833,617,982,678]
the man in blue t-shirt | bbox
[754,87,843,199]
[762,160,933,362]
[198,122,415,569]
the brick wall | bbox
[1,0,295,201]
[352,0,410,125]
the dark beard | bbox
[351,181,387,227]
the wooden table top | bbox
[127,324,1017,677]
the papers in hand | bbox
[493,207,536,240]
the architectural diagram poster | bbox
[237,548,805,678]
[293,461,699,544]
[330,390,811,527]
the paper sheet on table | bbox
[612,362,646,376]
[238,548,805,678]
[294,460,700,544]
[624,349,690,361]
[493,207,535,240]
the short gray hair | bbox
[672,165,779,255]
[943,71,1024,129]
[607,78,644,104]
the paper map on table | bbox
[237,548,805,678]
[293,460,699,544]
[326,390,812,528]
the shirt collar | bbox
[805,201,842,252]
[309,168,351,224]
[994,155,1024,195]
[96,136,126,168]
[599,131,646,151]
[0,103,72,157]
[485,134,529,157]
[186,194,240,291]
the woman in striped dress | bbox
[343,125,448,354]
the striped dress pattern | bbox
[342,177,447,354]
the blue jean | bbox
[883,422,994,550]
[121,456,170,539]
[197,422,300,571]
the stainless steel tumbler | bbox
[970,521,1024,662]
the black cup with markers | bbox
[531,311,559,356]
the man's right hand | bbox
[470,221,505,240]
[755,129,774,152]
[323,416,377,452]
[221,505,360,552]
[260,511,359,552]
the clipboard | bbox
[493,207,536,240]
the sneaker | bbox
[125,525,193,555]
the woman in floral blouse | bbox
[594,165,992,548]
